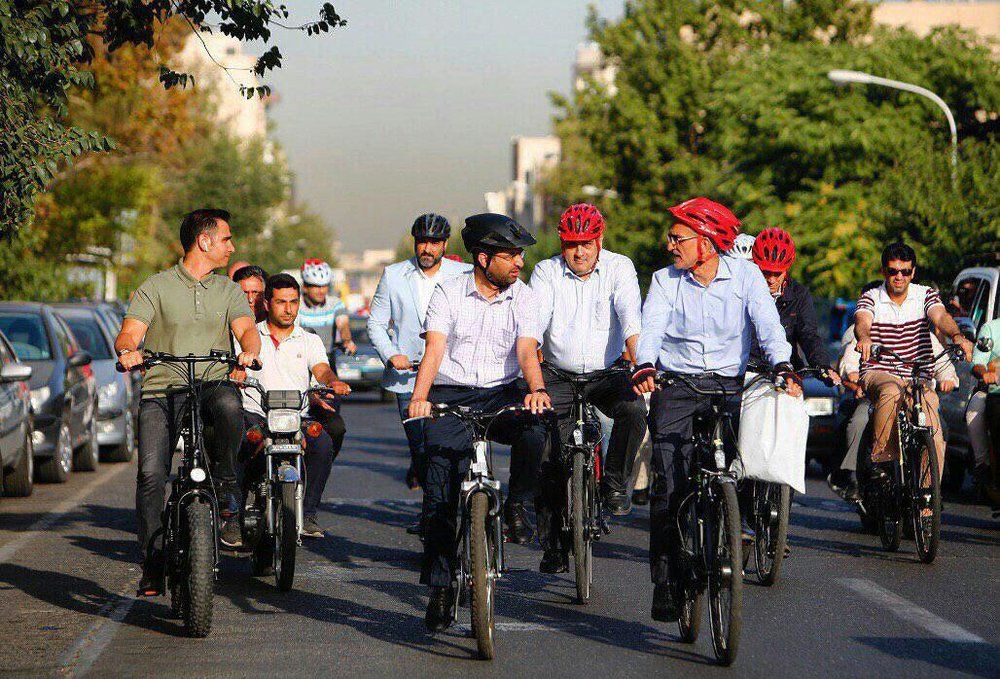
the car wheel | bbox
[4,428,35,497]
[103,408,136,463]
[73,410,100,472]
[37,419,73,483]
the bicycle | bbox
[857,343,964,563]
[239,381,342,591]
[404,403,543,660]
[652,369,784,666]
[118,350,259,638]
[541,363,629,604]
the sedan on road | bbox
[0,303,98,483]
[334,317,389,400]
[53,304,137,463]
[0,329,34,497]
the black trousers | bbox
[535,369,647,551]
[647,375,741,586]
[136,381,244,562]
[420,382,547,587]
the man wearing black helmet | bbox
[368,214,471,531]
[408,213,551,631]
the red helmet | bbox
[558,203,605,242]
[443,254,463,262]
[752,227,796,272]
[667,197,741,253]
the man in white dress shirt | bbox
[529,203,648,573]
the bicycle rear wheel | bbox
[707,482,742,666]
[754,482,790,586]
[571,451,593,604]
[910,433,941,564]
[469,492,496,660]
[274,482,298,591]
[183,499,215,638]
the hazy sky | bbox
[259,1,624,253]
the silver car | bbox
[52,304,136,463]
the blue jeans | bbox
[395,392,427,486]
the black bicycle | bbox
[652,369,784,666]
[858,344,964,563]
[405,403,543,660]
[118,350,259,638]
[542,363,627,604]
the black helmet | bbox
[411,213,451,239]
[461,213,536,254]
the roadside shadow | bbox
[855,636,998,678]
[65,536,136,564]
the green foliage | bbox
[1,1,344,238]
[546,0,998,297]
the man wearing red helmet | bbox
[631,197,798,623]
[529,203,647,573]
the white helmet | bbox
[301,258,332,286]
[729,233,756,260]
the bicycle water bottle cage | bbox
[266,390,301,410]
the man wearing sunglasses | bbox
[854,242,973,477]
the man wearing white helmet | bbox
[299,258,356,356]
[728,233,756,261]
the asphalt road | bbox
[1,398,997,678]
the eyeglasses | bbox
[886,267,914,277]
[667,234,699,246]
[491,250,524,262]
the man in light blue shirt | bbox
[367,214,471,514]
[631,197,798,624]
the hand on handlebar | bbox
[117,349,145,372]
[631,364,657,396]
[237,351,261,370]
[408,398,432,420]
[388,354,412,371]
[523,390,552,415]
[955,337,974,363]
[342,340,357,356]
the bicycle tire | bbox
[571,450,592,604]
[183,499,215,638]
[754,482,790,586]
[911,433,941,564]
[708,482,742,666]
[469,492,496,660]
[274,482,298,591]
[879,466,902,552]
[677,500,702,644]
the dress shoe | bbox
[539,549,569,574]
[425,586,455,632]
[504,501,534,545]
[651,583,679,622]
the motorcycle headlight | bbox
[30,386,51,412]
[98,381,121,408]
[804,397,835,417]
[267,408,301,434]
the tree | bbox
[545,0,998,296]
[1,1,345,238]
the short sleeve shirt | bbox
[855,283,944,380]
[297,296,348,352]
[126,261,253,396]
[242,322,330,416]
[423,273,542,388]
[973,319,1000,395]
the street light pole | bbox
[828,69,958,188]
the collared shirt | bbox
[637,257,791,376]
[423,273,542,388]
[126,260,252,395]
[855,283,943,380]
[241,322,330,417]
[297,295,348,352]
[529,249,642,373]
[839,324,957,384]
[414,267,441,315]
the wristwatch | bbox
[532,388,548,394]
[117,348,132,357]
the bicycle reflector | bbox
[246,426,264,445]
[306,421,324,438]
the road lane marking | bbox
[58,580,137,678]
[0,462,132,565]
[839,578,985,643]
[323,498,421,507]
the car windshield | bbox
[0,312,52,360]
[61,315,114,360]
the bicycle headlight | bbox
[804,397,835,417]
[267,408,301,434]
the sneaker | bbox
[405,519,423,536]
[301,516,325,538]
[137,554,164,597]
[632,487,650,506]
[651,583,679,622]
[539,549,569,574]
[425,586,455,632]
[220,517,243,548]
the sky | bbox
[257,1,624,253]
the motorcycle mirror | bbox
[977,337,994,353]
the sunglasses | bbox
[667,234,699,246]
[886,267,914,277]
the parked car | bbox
[0,303,99,482]
[0,329,34,497]
[334,316,389,400]
[53,304,137,463]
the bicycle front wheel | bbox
[571,450,593,604]
[910,433,941,564]
[707,482,742,666]
[879,465,902,552]
[469,492,496,660]
[754,482,790,586]
[183,499,215,638]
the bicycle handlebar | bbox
[116,351,262,373]
[403,402,551,425]
[870,343,964,369]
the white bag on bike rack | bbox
[736,379,809,494]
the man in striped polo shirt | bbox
[854,242,973,470]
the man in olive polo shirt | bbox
[116,208,261,596]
